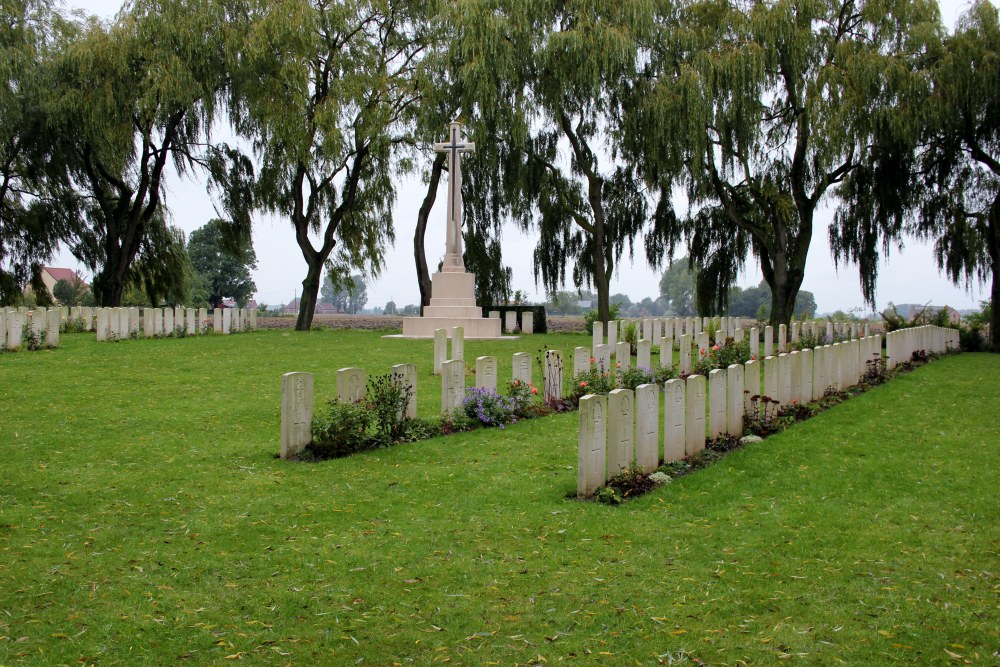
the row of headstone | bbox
[487,310,535,335]
[592,318,881,359]
[92,306,257,342]
[280,363,419,459]
[1,307,61,351]
[577,326,956,497]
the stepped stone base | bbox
[398,270,505,339]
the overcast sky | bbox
[55,0,992,314]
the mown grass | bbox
[0,331,996,665]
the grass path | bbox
[0,332,996,664]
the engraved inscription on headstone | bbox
[281,372,313,459]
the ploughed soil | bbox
[258,314,587,333]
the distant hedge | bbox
[482,305,548,334]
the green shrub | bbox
[309,399,375,458]
[463,387,517,427]
[621,321,638,353]
[368,372,414,441]
[692,338,751,375]
[583,303,620,332]
[506,379,538,417]
[617,365,654,390]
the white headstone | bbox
[46,309,60,348]
[744,359,760,415]
[129,307,140,336]
[790,322,800,344]
[163,307,174,336]
[213,309,221,334]
[0,310,5,349]
[778,324,787,353]
[708,368,727,439]
[512,351,532,385]
[95,308,108,342]
[789,351,802,404]
[143,308,155,338]
[475,355,498,391]
[750,327,759,359]
[594,344,611,377]
[764,356,778,402]
[543,350,563,401]
[592,321,603,352]
[222,308,231,334]
[607,321,618,354]
[573,346,590,377]
[441,359,466,415]
[505,311,517,334]
[636,339,651,370]
[801,348,814,403]
[615,341,631,369]
[578,394,607,497]
[726,364,744,436]
[522,311,534,335]
[685,375,706,456]
[433,328,447,375]
[6,311,23,350]
[778,353,792,405]
[280,372,313,459]
[635,383,659,473]
[679,334,692,374]
[391,363,418,419]
[658,336,673,368]
[642,319,653,341]
[489,310,500,319]
[764,326,774,357]
[663,378,686,462]
[198,308,208,334]
[250,308,257,331]
[607,388,635,475]
[186,308,196,335]
[336,367,366,403]
[450,326,464,361]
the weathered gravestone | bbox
[213,309,222,334]
[6,311,23,350]
[143,308,155,338]
[607,389,634,476]
[475,356,497,391]
[764,326,774,357]
[505,311,517,334]
[789,351,802,404]
[662,378,686,462]
[592,321,602,352]
[441,359,466,415]
[750,327,759,359]
[222,308,231,334]
[708,368,727,439]
[164,307,174,336]
[642,319,653,340]
[95,308,109,342]
[198,308,208,333]
[336,367,366,403]
[726,364,744,436]
[607,321,618,354]
[635,383,659,473]
[685,374,706,455]
[543,350,563,401]
[512,351,532,385]
[391,363,418,418]
[522,311,534,335]
[280,372,313,459]
[658,336,673,368]
[577,394,607,497]
[186,308,197,335]
[778,353,792,405]
[433,328,447,375]
[489,310,500,319]
[801,348,814,403]
[130,307,140,336]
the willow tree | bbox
[452,0,658,324]
[0,0,78,304]
[233,0,428,330]
[833,0,999,349]
[636,0,940,325]
[46,0,249,306]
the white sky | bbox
[54,0,991,314]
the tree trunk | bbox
[296,259,323,331]
[414,153,445,313]
[759,247,806,328]
[589,178,610,324]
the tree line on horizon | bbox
[1,0,996,348]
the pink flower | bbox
[616,361,622,368]
[712,344,719,351]
[700,348,706,356]
[750,355,756,361]
[530,386,538,395]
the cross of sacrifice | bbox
[433,121,475,272]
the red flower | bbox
[589,356,595,363]
[712,344,719,351]
[750,355,756,361]
[615,361,622,368]
[530,386,538,395]
[580,381,588,388]
[700,348,706,356]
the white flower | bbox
[649,472,672,485]
[740,434,763,445]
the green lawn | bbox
[0,331,996,664]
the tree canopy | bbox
[188,219,257,309]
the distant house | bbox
[281,298,338,314]
[37,267,89,304]
[221,298,258,311]
[894,303,961,325]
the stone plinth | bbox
[400,271,502,339]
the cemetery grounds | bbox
[0,329,997,664]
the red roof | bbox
[44,267,86,284]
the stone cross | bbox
[433,122,476,272]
